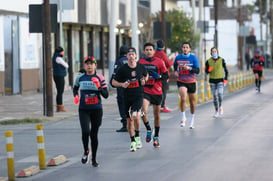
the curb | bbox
[47,155,67,166]
[16,165,40,177]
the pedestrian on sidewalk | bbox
[154,39,175,113]
[250,49,264,92]
[139,42,169,148]
[245,50,251,70]
[205,47,229,118]
[112,47,148,152]
[52,46,69,112]
[73,56,109,167]
[110,45,129,132]
[174,42,200,129]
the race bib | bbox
[179,69,189,75]
[85,94,99,105]
[128,80,139,88]
[146,78,155,85]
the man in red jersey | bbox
[138,42,168,148]
[250,49,264,92]
[154,39,175,113]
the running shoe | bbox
[129,141,137,152]
[153,137,160,148]
[81,150,90,164]
[189,119,195,129]
[219,106,224,115]
[160,106,172,113]
[91,159,99,167]
[180,118,186,127]
[135,136,142,149]
[213,111,219,118]
[146,130,152,143]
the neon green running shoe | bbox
[135,136,142,149]
[129,141,137,152]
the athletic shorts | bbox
[124,95,143,118]
[253,70,263,77]
[177,81,196,93]
[143,93,162,106]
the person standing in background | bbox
[205,47,229,118]
[245,50,251,70]
[52,46,69,112]
[111,45,129,132]
[154,39,175,113]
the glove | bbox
[150,71,161,79]
[223,79,227,86]
[208,66,213,72]
[73,95,79,105]
[92,77,100,89]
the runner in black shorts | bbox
[112,47,148,152]
[250,49,264,92]
[174,42,200,129]
[177,82,196,93]
[139,42,168,148]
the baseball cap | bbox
[255,49,260,53]
[120,45,128,54]
[84,56,96,64]
[128,47,136,54]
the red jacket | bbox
[154,50,174,75]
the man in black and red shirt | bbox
[250,49,264,92]
[112,47,148,152]
[139,42,168,148]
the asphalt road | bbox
[1,71,273,181]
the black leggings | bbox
[53,76,65,105]
[161,79,168,107]
[79,109,102,161]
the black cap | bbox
[120,45,128,55]
[55,46,64,53]
[128,47,136,54]
[84,56,97,64]
[156,39,165,48]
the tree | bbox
[153,9,200,53]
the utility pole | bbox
[161,0,167,48]
[237,0,243,70]
[191,0,196,33]
[199,0,204,77]
[259,0,263,44]
[59,0,63,46]
[214,0,218,47]
[131,0,139,56]
[43,0,53,116]
[108,0,116,89]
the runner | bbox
[174,42,200,129]
[250,49,264,92]
[205,47,229,117]
[139,42,168,148]
[154,39,175,113]
[112,47,148,152]
[73,56,109,167]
